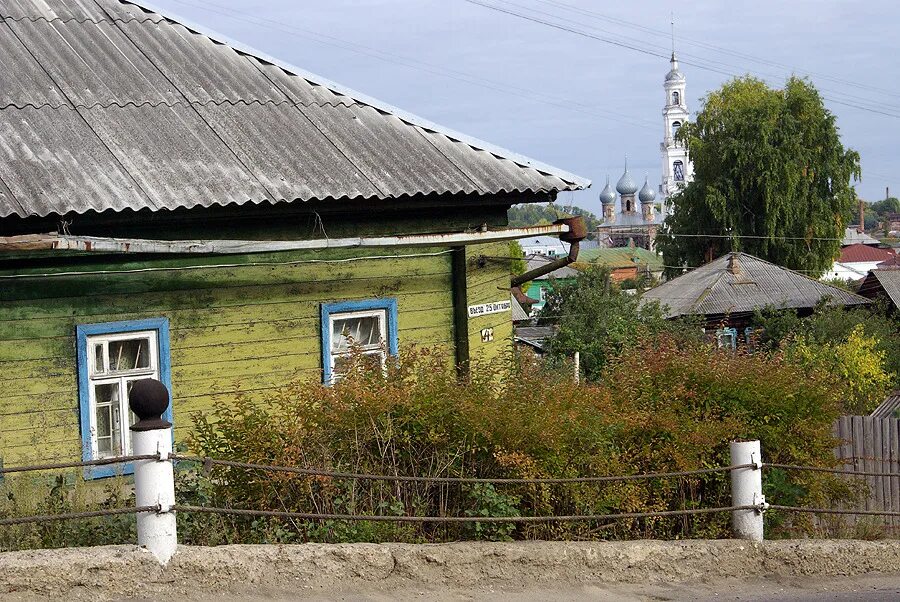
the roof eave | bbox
[123,0,591,192]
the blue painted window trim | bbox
[716,327,738,351]
[320,298,398,385]
[76,318,172,479]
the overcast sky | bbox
[149,0,899,216]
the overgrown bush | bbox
[0,474,135,551]
[183,340,852,544]
[754,303,900,397]
[539,266,701,380]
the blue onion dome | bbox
[639,176,656,203]
[598,176,616,205]
[616,166,638,195]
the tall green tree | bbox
[658,77,860,277]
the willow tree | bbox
[657,77,860,277]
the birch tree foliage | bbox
[657,77,861,277]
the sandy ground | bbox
[1,540,899,601]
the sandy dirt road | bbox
[83,575,900,602]
[1,541,900,601]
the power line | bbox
[530,0,900,100]
[168,0,657,131]
[462,0,900,119]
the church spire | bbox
[671,13,677,60]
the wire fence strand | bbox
[0,454,160,475]
[171,455,755,484]
[0,506,158,527]
[765,463,900,478]
[173,504,757,523]
[769,505,900,518]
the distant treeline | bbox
[507,203,600,232]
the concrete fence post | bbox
[574,351,580,384]
[729,439,766,541]
[129,379,177,565]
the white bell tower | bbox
[660,20,693,205]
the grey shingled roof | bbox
[842,228,880,246]
[525,255,580,280]
[0,0,588,218]
[858,269,900,310]
[871,391,900,419]
[642,252,870,318]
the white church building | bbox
[598,51,694,249]
[661,52,694,200]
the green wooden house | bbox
[0,0,588,476]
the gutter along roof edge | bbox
[124,0,591,191]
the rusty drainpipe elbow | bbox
[510,216,587,289]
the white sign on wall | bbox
[468,300,511,318]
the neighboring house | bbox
[825,244,897,282]
[519,236,571,258]
[522,255,580,312]
[574,247,664,282]
[871,391,900,419]
[513,326,557,356]
[0,0,588,473]
[858,268,900,313]
[641,252,870,349]
[841,227,880,247]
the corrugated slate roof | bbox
[842,228,880,246]
[642,252,870,318]
[0,0,588,218]
[871,391,900,419]
[858,269,900,310]
[525,255,580,280]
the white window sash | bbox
[85,330,159,458]
[328,309,387,383]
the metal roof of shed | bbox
[858,269,900,310]
[0,0,589,219]
[642,252,870,318]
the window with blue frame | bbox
[76,318,172,478]
[716,327,738,351]
[321,299,398,385]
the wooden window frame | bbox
[320,299,398,385]
[76,318,172,479]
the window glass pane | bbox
[94,383,122,457]
[109,338,151,372]
[93,343,105,374]
[331,315,382,352]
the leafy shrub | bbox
[539,266,701,380]
[754,303,900,394]
[185,339,851,543]
[0,474,135,551]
